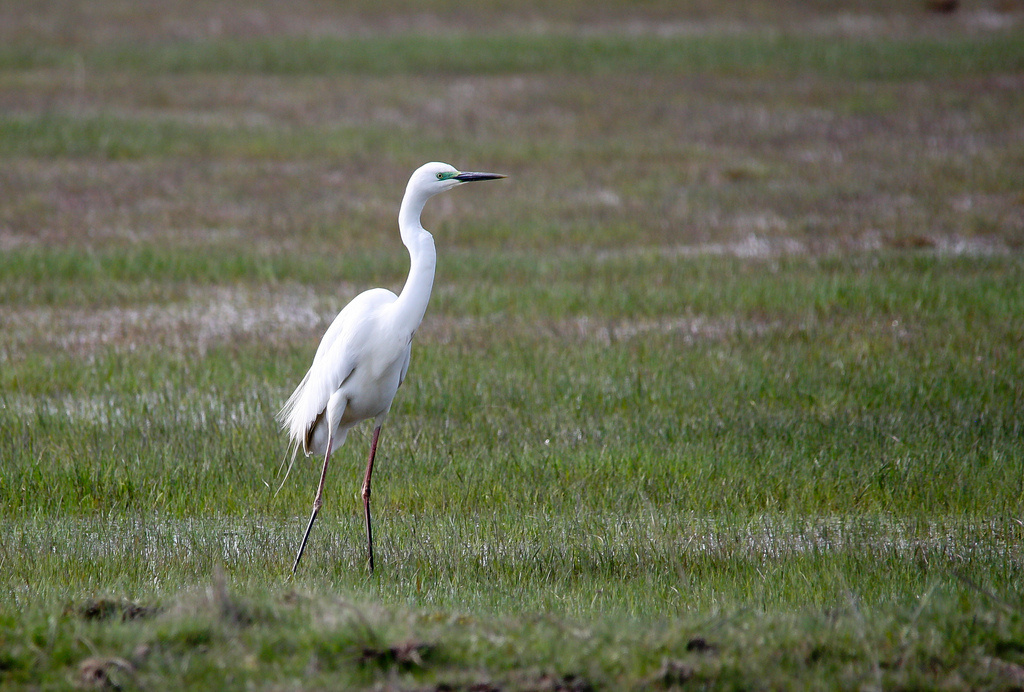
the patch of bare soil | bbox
[71,598,160,622]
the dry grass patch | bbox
[0,284,337,356]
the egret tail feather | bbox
[274,442,301,498]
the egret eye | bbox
[436,172,444,180]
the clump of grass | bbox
[4,572,1023,689]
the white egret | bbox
[279,161,505,574]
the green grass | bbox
[2,1,1024,689]
[4,32,1024,80]
[2,249,1022,687]
[0,113,397,160]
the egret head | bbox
[409,161,506,198]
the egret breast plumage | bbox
[279,161,505,574]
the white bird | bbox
[279,161,505,574]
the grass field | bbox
[2,1,1024,689]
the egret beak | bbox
[454,171,506,182]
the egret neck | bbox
[393,180,438,330]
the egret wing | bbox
[277,288,397,451]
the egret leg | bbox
[362,425,382,573]
[291,435,333,574]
